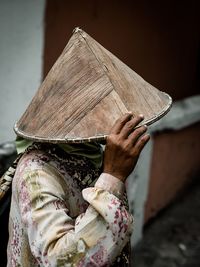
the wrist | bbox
[95,173,125,199]
[103,169,126,183]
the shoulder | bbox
[13,149,66,188]
[15,150,50,174]
[12,150,51,191]
[13,150,70,200]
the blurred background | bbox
[0,0,200,266]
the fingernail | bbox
[139,114,144,119]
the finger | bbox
[128,125,147,145]
[120,115,144,138]
[134,134,150,156]
[110,113,133,134]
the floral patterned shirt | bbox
[7,149,133,266]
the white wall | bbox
[0,0,45,143]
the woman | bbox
[6,28,171,266]
[7,113,149,266]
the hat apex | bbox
[14,28,172,143]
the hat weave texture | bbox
[14,28,172,143]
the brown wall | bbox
[145,122,200,222]
[44,0,200,100]
[43,0,200,223]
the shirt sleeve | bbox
[17,165,133,267]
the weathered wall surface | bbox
[145,122,200,222]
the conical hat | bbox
[14,28,172,143]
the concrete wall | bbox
[128,96,200,244]
[0,0,45,143]
[145,122,200,222]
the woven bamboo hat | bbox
[14,28,172,143]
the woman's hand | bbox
[103,113,150,182]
